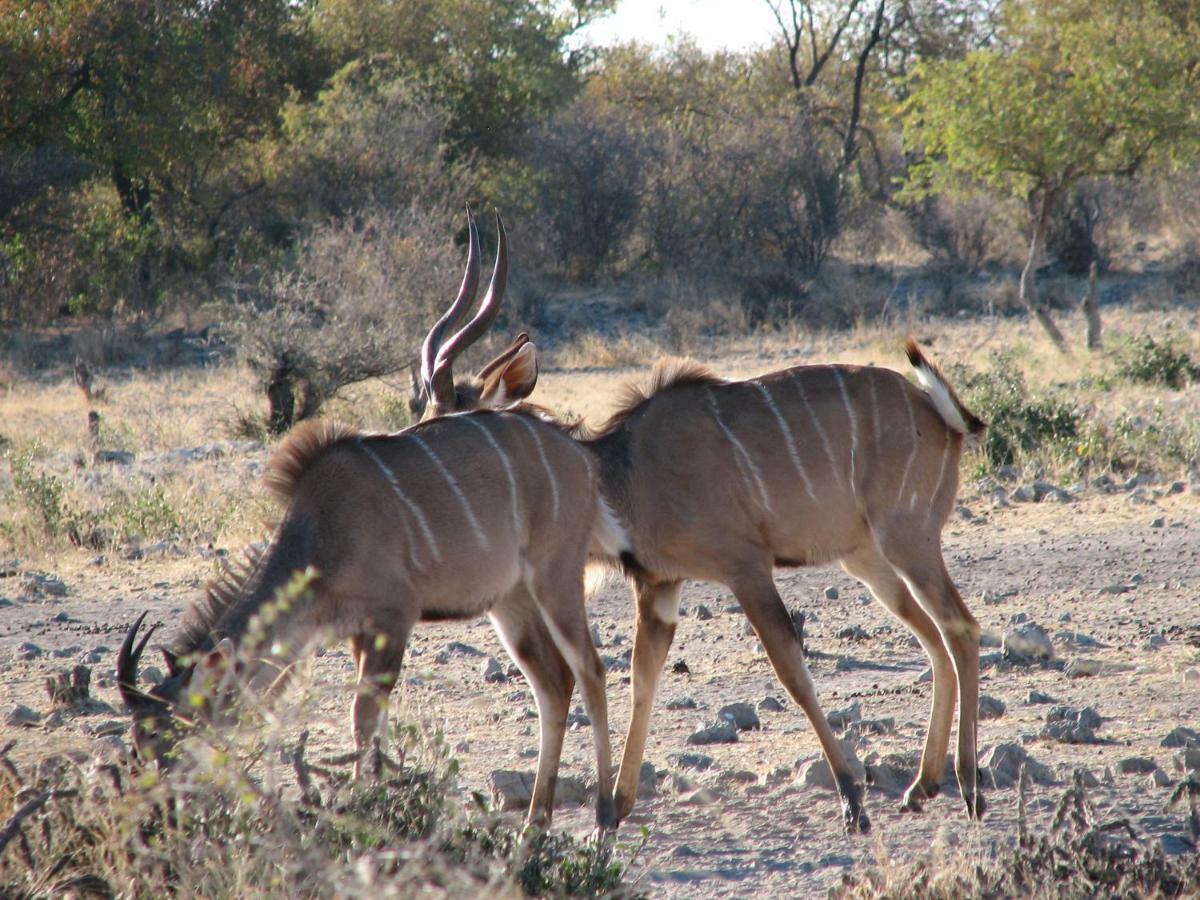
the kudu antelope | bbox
[117,213,625,831]
[582,342,988,832]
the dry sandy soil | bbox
[2,312,1199,896]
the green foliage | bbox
[1114,334,1200,389]
[952,355,1081,471]
[6,447,66,538]
[900,0,1200,206]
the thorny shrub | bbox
[1114,335,1200,390]
[0,720,647,899]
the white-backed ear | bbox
[201,638,235,678]
[482,342,539,404]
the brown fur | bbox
[592,357,723,436]
[263,420,363,504]
[172,544,270,657]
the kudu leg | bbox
[732,568,870,833]
[490,597,575,829]
[349,629,409,781]
[876,535,984,819]
[841,546,958,812]
[614,579,681,820]
[527,577,618,832]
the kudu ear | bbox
[481,341,538,405]
[199,638,235,682]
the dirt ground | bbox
[2,318,1199,896]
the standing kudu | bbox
[582,342,987,832]
[117,213,626,831]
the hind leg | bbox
[526,572,617,832]
[490,592,575,829]
[873,530,984,819]
[614,578,680,820]
[842,545,957,812]
[349,624,411,781]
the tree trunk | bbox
[1020,194,1071,354]
[1083,259,1102,350]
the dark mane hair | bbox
[590,358,722,437]
[171,543,270,656]
[264,419,362,504]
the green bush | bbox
[952,355,1081,472]
[1115,335,1200,389]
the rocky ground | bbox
[2,316,1200,896]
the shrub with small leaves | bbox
[1115,335,1200,389]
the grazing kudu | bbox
[582,340,987,832]
[117,214,626,831]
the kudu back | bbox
[583,341,987,832]
[118,213,624,831]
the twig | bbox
[0,791,51,858]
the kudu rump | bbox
[117,214,626,830]
[586,342,988,831]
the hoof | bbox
[614,789,636,822]
[588,823,617,847]
[963,788,986,820]
[836,776,870,834]
[901,781,939,813]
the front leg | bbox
[349,630,409,781]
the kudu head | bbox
[411,209,539,420]
[117,610,238,768]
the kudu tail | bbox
[905,337,987,444]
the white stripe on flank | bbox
[463,415,522,534]
[832,368,859,499]
[868,375,881,470]
[358,439,440,564]
[929,431,952,523]
[753,380,816,502]
[896,386,920,510]
[511,414,559,521]
[408,433,490,551]
[792,373,844,489]
[707,389,772,514]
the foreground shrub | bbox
[1114,335,1200,389]
[0,722,646,898]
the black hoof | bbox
[837,776,871,834]
[901,781,939,813]
[963,788,986,820]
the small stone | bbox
[487,770,591,811]
[1026,690,1057,705]
[845,718,896,738]
[680,786,722,806]
[638,761,658,797]
[916,667,933,683]
[694,605,713,621]
[1167,481,1186,495]
[1055,630,1102,649]
[1160,726,1200,749]
[446,641,485,657]
[666,696,698,710]
[979,743,1055,787]
[978,695,1006,719]
[482,657,508,683]
[567,712,591,728]
[14,642,43,661]
[21,572,68,597]
[1011,484,1036,503]
[1099,582,1131,595]
[1149,769,1173,788]
[824,586,839,600]
[1002,623,1055,661]
[741,619,756,637]
[602,653,631,672]
[1184,668,1200,685]
[590,624,603,647]
[1142,635,1168,651]
[1161,834,1197,855]
[140,666,164,684]
[667,752,715,771]
[835,625,869,641]
[687,721,738,745]
[1174,748,1200,773]
[1150,516,1166,529]
[718,702,761,731]
[5,703,41,726]
[797,742,865,792]
[758,696,786,712]
[1064,658,1104,678]
[1116,756,1158,775]
[826,700,862,730]
[671,659,691,674]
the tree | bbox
[899,0,1200,351]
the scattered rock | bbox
[1026,690,1057,705]
[1055,630,1103,649]
[687,721,739,746]
[140,666,164,685]
[826,700,862,731]
[679,786,722,806]
[667,752,715,771]
[979,743,1055,787]
[45,665,95,709]
[671,659,691,675]
[567,712,591,728]
[824,586,839,600]
[1064,658,1104,678]
[717,702,761,731]
[1116,756,1158,775]
[758,696,785,712]
[1142,634,1168,651]
[638,761,658,797]
[1002,623,1055,661]
[14,642,43,661]
[1161,726,1200,749]
[665,696,697,710]
[844,718,896,739]
[481,657,508,684]
[978,695,1007,719]
[602,653,631,673]
[446,641,485,657]
[1041,705,1103,744]
[693,604,713,621]
[20,572,67,597]
[835,625,870,641]
[5,703,41,727]
[797,742,865,792]
[1173,748,1200,774]
[1161,834,1197,855]
[1150,516,1165,529]
[1149,769,1173,788]
[590,624,603,647]
[486,770,591,811]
